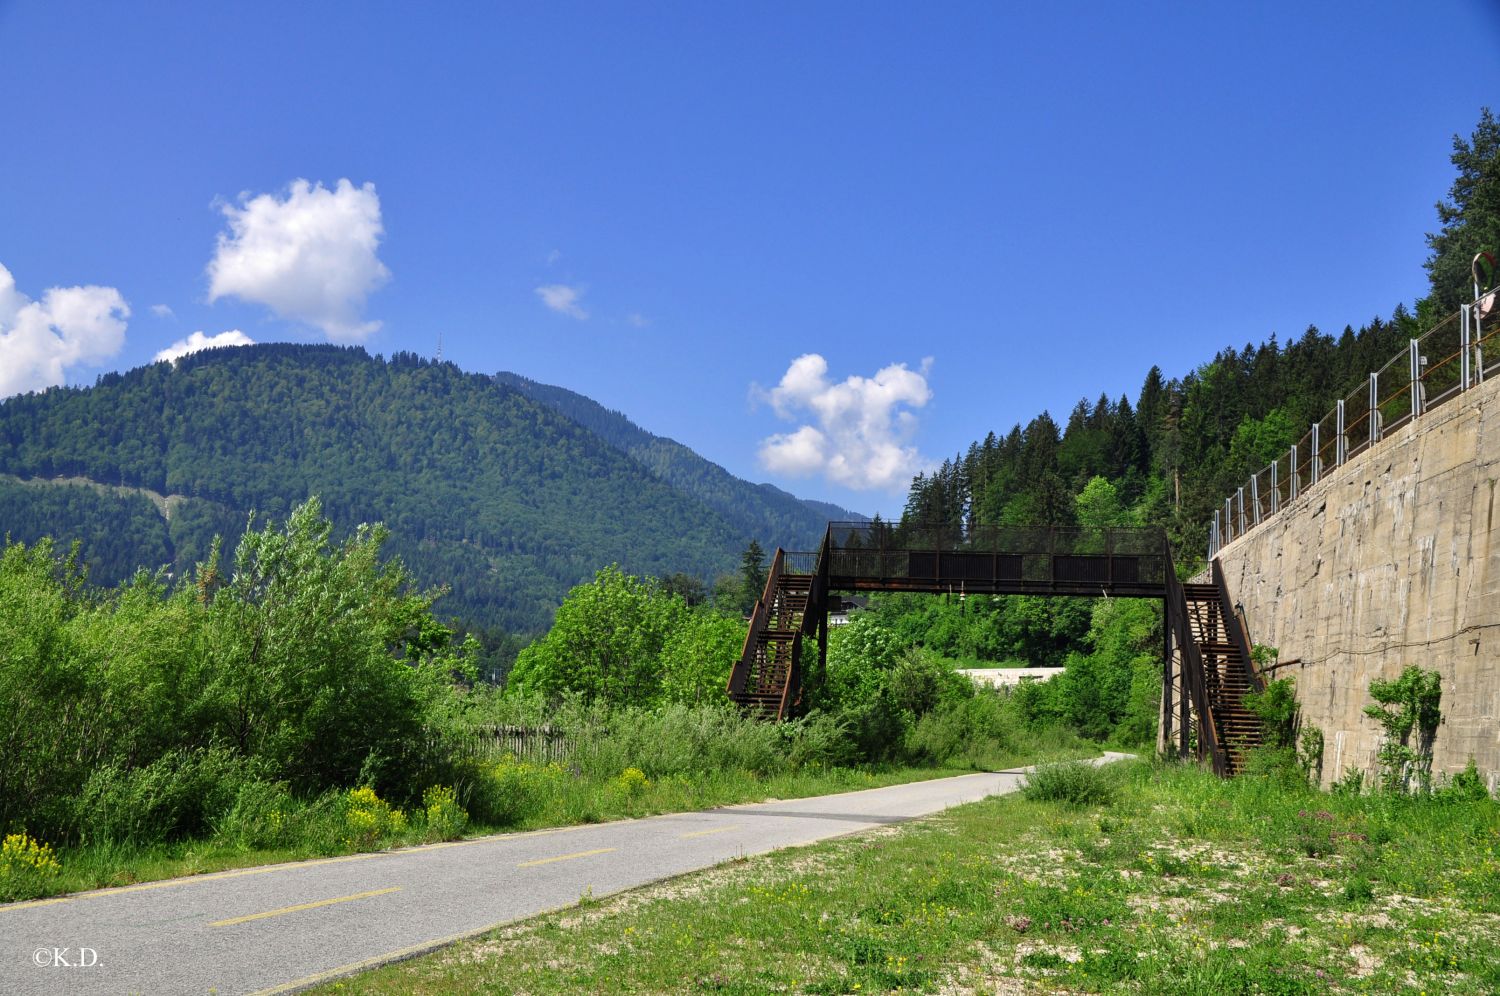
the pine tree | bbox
[1425,108,1500,315]
[738,540,767,613]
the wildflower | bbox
[1,832,61,878]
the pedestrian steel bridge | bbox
[727,521,1263,777]
[820,522,1169,597]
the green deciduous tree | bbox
[0,498,476,842]
[506,564,747,709]
[507,565,683,706]
[659,611,746,705]
[202,497,461,793]
[1075,476,1126,530]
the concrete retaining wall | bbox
[1212,373,1500,793]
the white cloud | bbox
[154,329,255,364]
[756,353,934,491]
[545,248,562,265]
[626,312,650,328]
[0,262,130,399]
[207,178,390,340]
[760,424,830,476]
[151,303,175,319]
[535,283,588,320]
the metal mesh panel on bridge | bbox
[825,523,1167,593]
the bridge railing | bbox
[828,521,1162,554]
[1210,297,1500,557]
[825,522,1168,591]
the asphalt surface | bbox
[1,754,1131,995]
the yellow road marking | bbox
[0,854,382,913]
[0,823,598,913]
[210,887,401,927]
[680,825,739,838]
[517,847,615,868]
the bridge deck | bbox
[807,523,1168,599]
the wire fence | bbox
[1210,296,1500,557]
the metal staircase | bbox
[1164,557,1264,775]
[726,536,830,721]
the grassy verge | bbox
[4,762,1011,903]
[320,759,1500,995]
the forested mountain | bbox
[494,372,865,549]
[0,344,843,631]
[902,109,1500,561]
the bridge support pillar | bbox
[1159,597,1173,757]
[817,602,828,693]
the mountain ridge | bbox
[493,371,866,548]
[0,344,857,630]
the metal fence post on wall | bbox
[1310,424,1320,486]
[1290,444,1299,500]
[1336,399,1346,467]
[1478,303,1487,385]
[1237,487,1245,535]
[1270,461,1279,514]
[1210,512,1219,558]
[1410,339,1423,419]
[1462,304,1472,391]
[1369,373,1379,445]
[1250,475,1261,525]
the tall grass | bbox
[2,697,1006,903]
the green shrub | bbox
[463,755,566,827]
[340,786,407,851]
[908,691,1019,768]
[1436,759,1491,803]
[75,745,264,845]
[1331,767,1366,796]
[614,768,651,797]
[212,779,299,850]
[780,710,857,769]
[421,785,469,841]
[834,697,909,763]
[560,700,854,780]
[1239,746,1315,790]
[1342,874,1375,903]
[1022,761,1118,807]
[1244,677,1298,749]
[1365,666,1442,794]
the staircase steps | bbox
[1172,574,1264,776]
[727,553,828,721]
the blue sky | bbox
[2,2,1498,517]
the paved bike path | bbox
[1,754,1130,995]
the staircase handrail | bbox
[1164,553,1229,775]
[729,547,786,697]
[1212,558,1265,695]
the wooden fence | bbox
[444,725,573,764]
